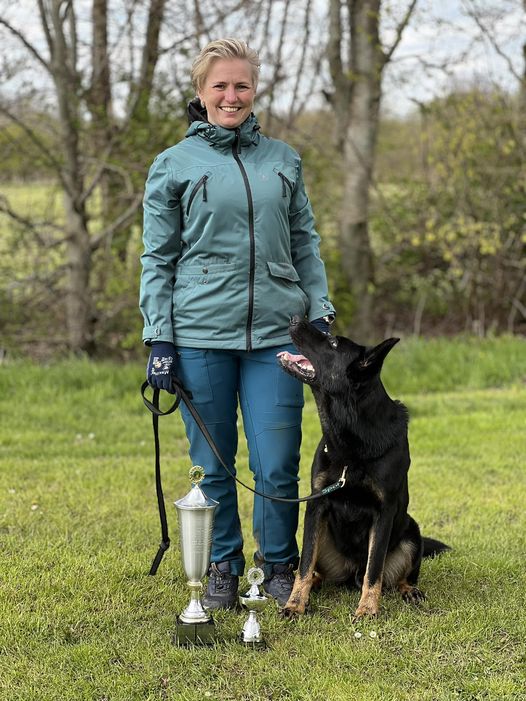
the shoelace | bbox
[212,574,236,592]
[208,565,237,592]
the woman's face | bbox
[198,58,256,129]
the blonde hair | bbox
[191,38,260,93]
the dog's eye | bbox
[328,336,338,349]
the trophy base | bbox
[174,616,216,646]
[238,633,267,650]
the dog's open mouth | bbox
[277,351,316,382]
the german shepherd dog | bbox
[278,317,449,620]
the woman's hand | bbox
[146,342,179,393]
[310,316,333,335]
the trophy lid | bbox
[174,466,218,510]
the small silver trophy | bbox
[239,567,269,649]
[174,466,218,646]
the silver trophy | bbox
[239,567,269,648]
[174,466,218,645]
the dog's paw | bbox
[280,601,307,619]
[352,604,379,622]
[401,586,426,605]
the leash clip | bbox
[320,465,348,497]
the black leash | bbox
[141,378,347,574]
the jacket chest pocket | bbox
[185,172,211,216]
[273,167,295,199]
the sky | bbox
[0,0,524,118]
[381,0,525,115]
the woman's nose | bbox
[224,86,237,103]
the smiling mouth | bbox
[219,106,242,113]
[277,351,316,382]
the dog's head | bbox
[278,316,399,397]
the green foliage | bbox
[381,335,526,394]
[1,341,525,700]
[0,117,58,181]
[371,89,526,334]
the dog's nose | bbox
[289,315,301,326]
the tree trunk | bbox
[65,204,93,352]
[128,0,166,123]
[327,0,415,341]
[46,0,93,351]
[340,0,382,342]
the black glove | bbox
[310,316,333,335]
[146,341,178,394]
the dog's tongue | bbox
[277,350,311,368]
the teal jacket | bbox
[140,113,335,349]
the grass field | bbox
[0,337,525,701]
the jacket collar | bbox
[185,102,261,150]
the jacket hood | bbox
[186,97,260,149]
[187,96,208,124]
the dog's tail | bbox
[422,536,451,559]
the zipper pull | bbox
[235,128,241,155]
[203,175,208,202]
[278,172,287,197]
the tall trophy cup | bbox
[174,466,218,646]
[239,567,269,649]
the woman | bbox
[140,39,335,609]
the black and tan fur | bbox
[279,317,450,620]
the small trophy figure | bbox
[239,567,269,649]
[174,466,218,646]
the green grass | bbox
[1,338,525,700]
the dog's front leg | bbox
[281,500,323,617]
[353,512,394,620]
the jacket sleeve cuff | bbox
[142,324,174,346]
[308,302,336,323]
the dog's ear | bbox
[359,338,400,376]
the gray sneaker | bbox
[262,564,295,607]
[202,561,239,610]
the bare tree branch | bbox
[127,0,166,121]
[159,0,252,56]
[90,193,144,251]
[0,18,51,72]
[462,0,522,82]
[382,0,418,65]
[36,0,54,62]
[0,196,68,248]
[287,0,313,125]
[328,0,346,97]
[0,102,69,191]
[263,0,292,130]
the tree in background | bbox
[326,0,417,342]
[0,0,183,352]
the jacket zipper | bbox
[232,128,255,351]
[186,174,208,215]
[277,171,293,197]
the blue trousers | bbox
[176,345,303,577]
